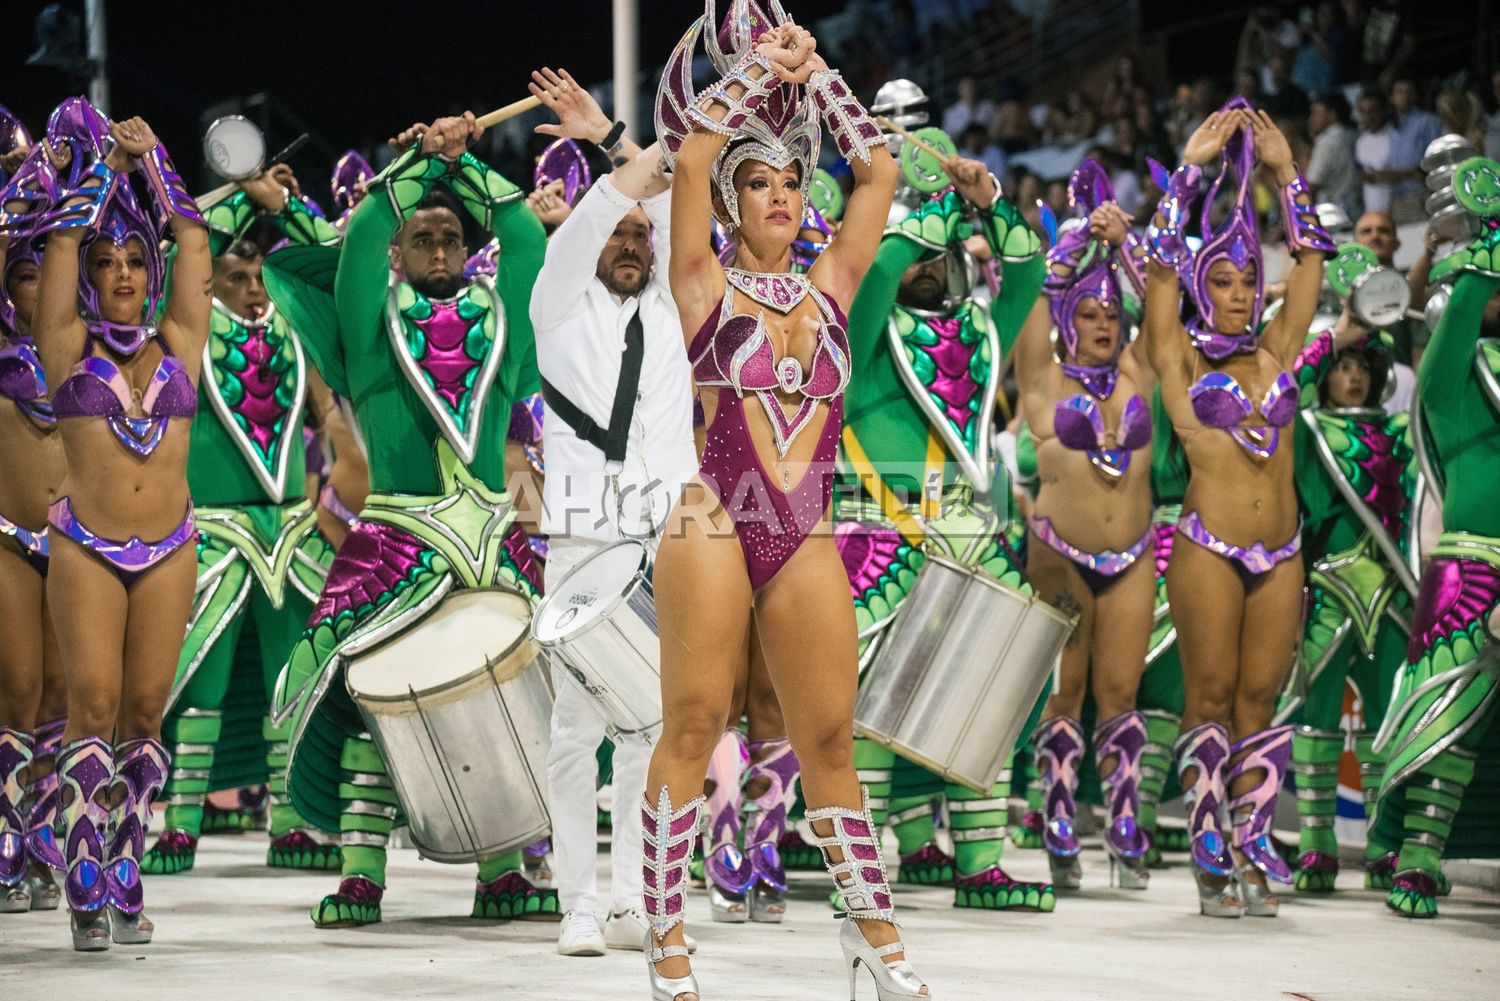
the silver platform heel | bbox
[71,909,111,951]
[1237,864,1280,917]
[1194,868,1242,918]
[808,793,929,1001]
[24,867,62,910]
[643,787,705,1000]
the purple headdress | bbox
[463,237,499,281]
[32,98,167,342]
[331,149,374,217]
[0,234,43,334]
[1189,102,1263,339]
[1045,159,1126,363]
[655,0,820,226]
[790,200,832,271]
[0,104,32,187]
[533,139,592,207]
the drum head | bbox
[899,128,957,195]
[203,115,265,180]
[347,589,533,698]
[533,541,647,643]
[1351,267,1411,329]
[1453,157,1500,217]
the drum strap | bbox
[541,305,644,474]
[840,425,926,546]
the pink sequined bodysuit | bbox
[688,271,850,589]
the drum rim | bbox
[1351,266,1412,327]
[917,549,1077,629]
[531,538,650,646]
[346,586,540,703]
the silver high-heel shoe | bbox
[643,787,705,1001]
[1194,868,1242,918]
[748,881,784,923]
[25,867,62,910]
[707,882,748,922]
[807,795,929,1001]
[841,918,928,1001]
[1237,865,1279,917]
[1,882,30,912]
[1108,854,1150,890]
[648,941,700,1001]
[109,905,153,944]
[71,909,111,951]
[1048,854,1082,890]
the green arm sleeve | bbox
[991,254,1046,357]
[334,147,447,362]
[1418,271,1500,410]
[271,194,342,247]
[204,191,257,257]
[467,159,545,401]
[847,234,925,379]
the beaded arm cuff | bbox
[140,142,205,229]
[1280,173,1336,256]
[807,68,888,166]
[686,51,781,137]
[35,158,117,235]
[1145,164,1202,269]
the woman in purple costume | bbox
[1016,161,1157,891]
[16,102,209,949]
[1142,101,1335,917]
[639,5,921,1000]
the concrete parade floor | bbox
[2,833,1495,1001]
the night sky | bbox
[1,0,844,189]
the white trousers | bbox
[544,537,652,916]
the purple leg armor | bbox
[704,729,754,897]
[23,717,66,871]
[1227,726,1294,884]
[106,737,169,914]
[1094,711,1150,862]
[1175,722,1234,877]
[0,727,34,887]
[1035,716,1085,859]
[744,738,800,892]
[57,737,113,913]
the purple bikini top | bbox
[0,336,55,428]
[1054,393,1150,478]
[1189,367,1296,459]
[53,329,196,458]
[690,270,850,456]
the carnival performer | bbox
[1016,160,1156,891]
[645,6,917,1000]
[0,105,68,915]
[1370,160,1500,918]
[5,99,210,950]
[524,66,699,957]
[837,132,1051,909]
[139,165,343,877]
[1142,100,1336,917]
[265,113,553,928]
[1274,317,1416,893]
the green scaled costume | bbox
[836,175,1055,912]
[143,191,342,877]
[1274,330,1419,893]
[1370,169,1500,918]
[263,145,555,927]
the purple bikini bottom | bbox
[0,510,49,576]
[1178,509,1301,590]
[1030,515,1153,595]
[47,496,196,588]
[318,483,360,527]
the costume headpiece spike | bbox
[331,150,374,216]
[1187,97,1263,335]
[533,139,592,207]
[1045,157,1125,361]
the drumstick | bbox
[875,116,951,163]
[476,96,543,129]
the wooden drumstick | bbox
[476,96,543,129]
[875,116,952,163]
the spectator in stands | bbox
[1487,70,1500,159]
[1292,3,1347,96]
[1384,76,1442,221]
[1308,92,1361,218]
[992,99,1036,155]
[1437,88,1487,150]
[1237,5,1302,79]
[943,74,995,137]
[1355,89,1396,213]
[1132,94,1174,167]
[1348,0,1417,90]
[1101,53,1143,112]
[957,123,1006,180]
[1261,52,1310,120]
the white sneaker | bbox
[604,907,697,953]
[557,909,607,957]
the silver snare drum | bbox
[345,588,553,864]
[532,540,662,740]
[854,552,1074,794]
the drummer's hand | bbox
[240,168,289,213]
[269,162,302,199]
[531,67,613,144]
[949,156,997,207]
[389,122,430,154]
[110,116,157,158]
[422,113,480,159]
[1333,297,1371,346]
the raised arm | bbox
[1254,109,1335,364]
[529,66,644,167]
[1014,294,1055,399]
